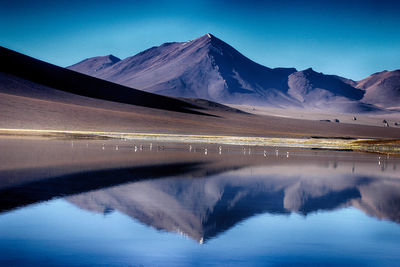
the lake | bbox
[1,137,399,266]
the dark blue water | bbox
[1,138,399,266]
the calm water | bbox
[1,138,400,266]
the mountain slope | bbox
[357,70,400,110]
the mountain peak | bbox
[192,33,221,45]
[106,54,121,63]
[302,67,315,74]
[200,32,216,39]
[205,33,220,40]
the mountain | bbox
[357,70,400,110]
[69,33,298,106]
[68,33,395,112]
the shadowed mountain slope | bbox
[0,46,209,115]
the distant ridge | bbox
[69,33,399,112]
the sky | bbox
[1,0,399,80]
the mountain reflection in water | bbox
[1,138,399,243]
[67,166,400,243]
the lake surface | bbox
[1,137,400,266]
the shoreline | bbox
[1,128,400,155]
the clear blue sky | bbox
[1,0,399,80]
